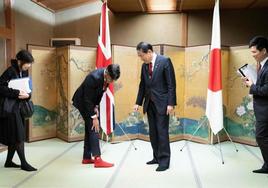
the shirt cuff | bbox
[91,114,97,119]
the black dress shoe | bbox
[4,161,21,168]
[156,166,169,171]
[146,159,158,165]
[252,168,268,174]
[21,164,37,172]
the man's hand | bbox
[166,105,174,115]
[133,104,139,111]
[242,77,253,87]
[91,117,100,132]
[94,107,99,117]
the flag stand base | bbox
[116,123,138,150]
[180,119,238,164]
[100,124,137,151]
[214,127,239,164]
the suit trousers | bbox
[256,121,268,169]
[147,100,170,167]
[79,110,101,159]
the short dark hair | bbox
[249,36,268,51]
[107,64,120,81]
[11,50,34,66]
[136,42,153,53]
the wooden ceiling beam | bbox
[32,0,268,13]
[31,0,55,12]
[35,0,49,2]
[31,0,97,12]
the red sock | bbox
[82,158,94,164]
[94,156,114,168]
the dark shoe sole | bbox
[146,160,158,165]
[156,166,169,171]
[252,169,268,174]
[4,162,21,168]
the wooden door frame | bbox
[0,0,14,151]
[0,0,15,66]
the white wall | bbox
[55,1,102,25]
[14,0,55,51]
[12,1,268,50]
[54,1,182,47]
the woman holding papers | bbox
[0,50,37,172]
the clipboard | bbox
[238,64,248,77]
[237,64,257,84]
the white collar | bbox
[260,56,268,69]
[151,52,157,68]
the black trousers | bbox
[79,110,101,159]
[147,100,170,167]
[256,121,268,169]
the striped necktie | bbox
[257,62,261,73]
[149,62,152,78]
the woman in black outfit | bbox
[0,50,37,171]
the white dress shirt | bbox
[260,56,268,70]
[151,52,157,71]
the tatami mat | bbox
[0,139,267,188]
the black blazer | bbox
[136,54,177,115]
[250,59,268,122]
[72,68,106,117]
[0,62,28,100]
[0,62,29,146]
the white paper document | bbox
[8,77,31,93]
[237,64,257,84]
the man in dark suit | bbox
[244,36,268,174]
[72,64,120,168]
[134,42,176,171]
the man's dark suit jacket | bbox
[250,59,268,121]
[72,68,105,117]
[136,54,176,115]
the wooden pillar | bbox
[0,0,14,152]
[2,0,15,65]
[180,13,188,47]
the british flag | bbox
[96,2,114,135]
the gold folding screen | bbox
[226,46,256,145]
[26,44,257,146]
[112,45,142,141]
[163,45,185,141]
[112,44,255,145]
[57,46,96,142]
[28,45,95,142]
[28,45,57,142]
